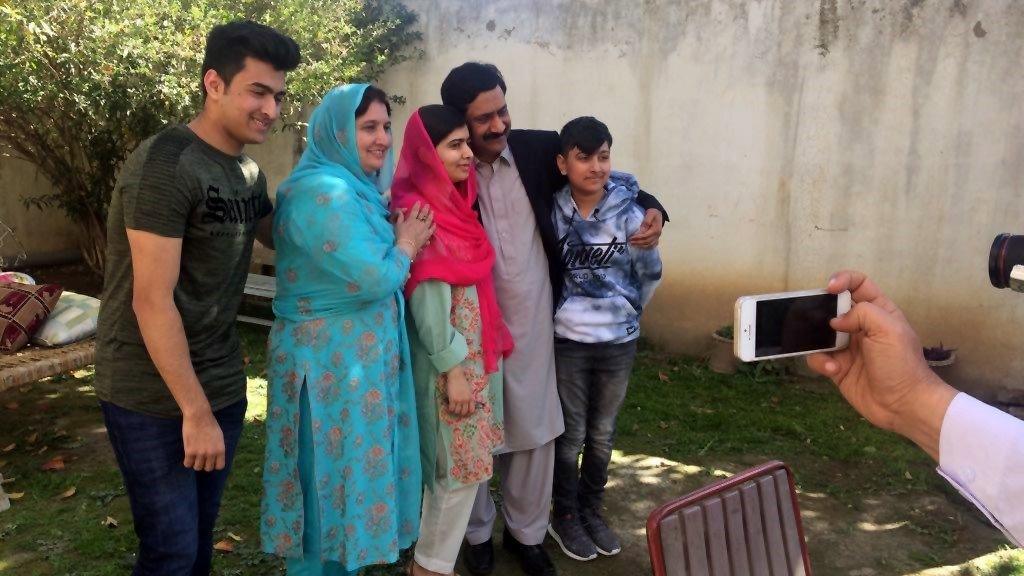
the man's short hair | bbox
[201,20,301,97]
[559,116,613,155]
[440,62,507,115]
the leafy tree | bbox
[0,0,420,273]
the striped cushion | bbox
[32,291,101,346]
[0,282,63,353]
[32,291,101,347]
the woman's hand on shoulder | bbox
[394,201,435,259]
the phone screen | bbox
[755,293,838,357]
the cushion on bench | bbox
[0,282,63,353]
[32,291,101,347]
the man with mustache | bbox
[441,62,667,576]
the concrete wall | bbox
[377,0,1024,395]
[0,158,79,264]
[0,127,300,268]
[4,0,1024,395]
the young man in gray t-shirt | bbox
[94,21,298,574]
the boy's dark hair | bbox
[440,62,507,115]
[418,105,466,147]
[559,116,613,155]
[354,85,392,118]
[201,20,301,97]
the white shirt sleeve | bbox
[937,393,1024,547]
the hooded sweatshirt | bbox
[552,171,662,344]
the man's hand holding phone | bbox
[805,270,957,460]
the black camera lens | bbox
[989,233,1024,289]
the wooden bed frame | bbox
[0,338,96,393]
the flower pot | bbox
[708,332,738,374]
[926,350,956,368]
[927,350,956,381]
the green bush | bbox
[0,0,420,273]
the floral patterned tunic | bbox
[261,180,420,570]
[407,281,504,489]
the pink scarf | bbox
[391,111,513,374]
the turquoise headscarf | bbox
[273,83,401,321]
[263,84,422,567]
[284,82,395,217]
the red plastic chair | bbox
[646,460,812,576]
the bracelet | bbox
[398,239,417,259]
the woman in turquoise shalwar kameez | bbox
[260,84,434,575]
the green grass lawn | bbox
[0,326,1021,575]
[619,347,941,499]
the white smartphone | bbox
[733,289,852,362]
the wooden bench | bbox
[0,240,278,393]
[238,239,277,327]
[0,338,96,394]
[239,273,277,327]
[1,274,270,392]
[0,239,276,392]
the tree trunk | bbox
[78,206,107,276]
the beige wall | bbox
[0,158,80,263]
[247,127,304,203]
[5,0,1024,395]
[246,127,302,265]
[0,128,300,267]
[376,0,1024,395]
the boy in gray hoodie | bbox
[547,116,662,561]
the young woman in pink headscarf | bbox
[391,105,514,576]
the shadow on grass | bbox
[0,327,1019,575]
[608,343,1020,575]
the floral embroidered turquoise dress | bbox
[260,84,420,574]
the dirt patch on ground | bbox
[1,367,1014,575]
[508,452,1011,576]
[0,372,114,470]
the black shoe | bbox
[579,507,621,556]
[548,514,598,561]
[463,537,495,576]
[502,527,557,576]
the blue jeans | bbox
[552,338,637,517]
[101,398,247,576]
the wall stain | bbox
[900,0,926,35]
[532,40,555,56]
[816,0,839,56]
[485,19,495,32]
[394,0,1024,392]
[973,20,987,38]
